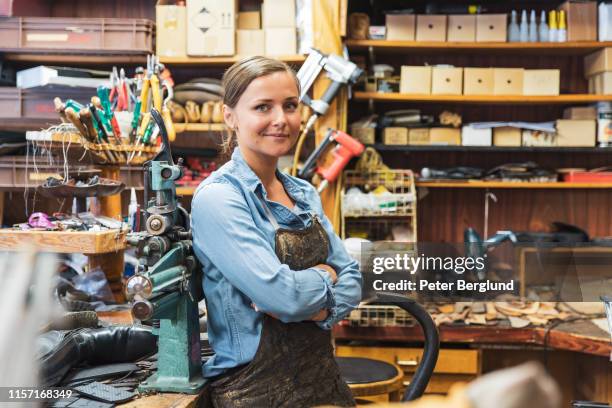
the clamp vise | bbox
[124,109,206,394]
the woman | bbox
[191,56,362,407]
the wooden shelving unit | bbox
[354,92,612,104]
[416,181,612,189]
[369,144,612,153]
[0,51,148,65]
[346,40,612,55]
[174,123,227,133]
[160,54,306,66]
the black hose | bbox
[375,292,440,401]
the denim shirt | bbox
[191,148,363,378]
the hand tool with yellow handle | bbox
[161,81,175,142]
[64,107,89,139]
[150,73,162,112]
[162,107,175,142]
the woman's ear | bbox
[223,104,236,131]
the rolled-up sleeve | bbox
[310,192,363,330]
[192,182,332,323]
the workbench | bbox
[334,321,612,405]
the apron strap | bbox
[257,193,281,231]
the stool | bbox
[337,356,404,403]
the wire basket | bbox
[342,304,415,327]
[342,169,416,217]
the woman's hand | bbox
[315,264,337,284]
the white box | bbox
[264,28,297,55]
[600,2,612,41]
[462,125,492,146]
[262,0,295,28]
[187,0,236,56]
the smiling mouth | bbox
[264,134,290,138]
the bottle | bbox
[528,10,538,42]
[557,9,567,42]
[508,10,520,42]
[128,187,138,231]
[539,10,549,42]
[519,10,529,42]
[549,10,558,42]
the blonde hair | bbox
[221,56,300,155]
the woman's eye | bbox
[284,102,298,111]
[255,104,269,112]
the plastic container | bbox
[562,170,612,183]
[0,17,154,53]
[0,87,92,119]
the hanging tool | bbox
[298,129,365,193]
[161,81,176,142]
[291,49,363,176]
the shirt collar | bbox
[231,147,305,201]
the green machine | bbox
[124,109,206,394]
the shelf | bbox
[369,144,612,153]
[354,92,612,104]
[416,181,612,189]
[0,228,127,254]
[174,123,227,133]
[0,118,58,132]
[0,51,147,65]
[160,54,306,67]
[346,40,612,56]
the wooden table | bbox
[334,321,612,405]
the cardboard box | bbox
[559,0,598,42]
[447,15,476,42]
[265,28,296,55]
[462,125,492,146]
[237,29,265,56]
[523,69,560,95]
[556,119,596,146]
[383,127,408,145]
[238,11,260,29]
[400,66,432,94]
[187,0,236,56]
[522,130,557,146]
[493,127,522,146]
[563,106,597,119]
[431,67,463,95]
[463,68,494,95]
[589,71,612,94]
[476,14,507,42]
[493,68,524,95]
[408,128,430,144]
[416,15,447,42]
[386,14,416,41]
[156,3,187,57]
[585,48,612,78]
[262,0,295,28]
[429,128,461,145]
[600,2,612,41]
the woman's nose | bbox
[271,106,288,127]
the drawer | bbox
[336,346,481,375]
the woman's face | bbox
[224,71,301,160]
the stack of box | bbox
[186,0,237,56]
[585,48,612,95]
[237,10,264,56]
[262,0,297,56]
[384,13,507,42]
[156,1,187,58]
[399,65,560,96]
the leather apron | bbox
[209,198,355,408]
